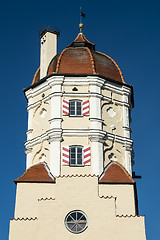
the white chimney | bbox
[40,29,59,79]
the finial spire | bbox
[79,7,85,33]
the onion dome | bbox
[32,33,125,85]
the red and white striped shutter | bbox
[82,100,89,116]
[62,146,69,165]
[63,99,69,115]
[83,146,91,165]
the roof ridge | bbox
[14,162,55,183]
[79,33,95,45]
[55,48,67,73]
[32,67,40,85]
[73,33,84,42]
[96,51,125,83]
[112,161,135,183]
[43,161,55,180]
[14,163,41,181]
[85,47,96,74]
[99,161,135,183]
[67,33,95,50]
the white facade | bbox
[25,74,133,176]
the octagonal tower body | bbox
[25,30,133,177]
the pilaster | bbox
[47,76,64,176]
[122,86,131,138]
[90,135,105,176]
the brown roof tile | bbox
[99,161,135,183]
[32,33,125,85]
[67,33,95,50]
[14,162,55,183]
[32,67,40,85]
[56,47,94,74]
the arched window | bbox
[69,100,82,116]
[69,146,83,166]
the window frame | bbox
[65,210,88,234]
[69,145,83,166]
[69,100,82,117]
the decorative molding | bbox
[24,128,133,150]
[27,91,131,112]
[25,129,33,136]
[11,217,38,221]
[56,174,98,178]
[25,148,33,155]
[116,214,144,218]
[25,74,131,100]
[89,136,105,143]
[106,132,133,147]
[99,195,115,199]
[47,76,64,87]
[102,96,131,108]
[38,197,55,201]
[89,118,104,123]
[49,118,63,124]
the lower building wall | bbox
[99,184,136,215]
[9,220,37,240]
[10,176,146,240]
[14,183,56,218]
[9,215,146,240]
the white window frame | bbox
[69,146,83,166]
[69,100,82,116]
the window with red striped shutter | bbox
[62,146,91,166]
[62,99,89,116]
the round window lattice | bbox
[65,210,88,233]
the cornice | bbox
[49,118,63,124]
[106,132,133,146]
[24,128,133,150]
[102,96,131,107]
[89,118,104,123]
[47,75,64,87]
[103,82,131,96]
[25,129,33,136]
[25,81,50,100]
[27,92,63,111]
[25,75,131,99]
[27,91,131,111]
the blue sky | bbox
[0,0,159,239]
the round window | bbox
[65,210,88,233]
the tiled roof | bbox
[14,162,55,183]
[99,161,135,183]
[32,33,125,85]
[32,67,40,85]
[67,33,95,50]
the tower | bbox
[9,26,147,239]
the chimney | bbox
[40,28,59,79]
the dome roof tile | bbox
[32,33,125,85]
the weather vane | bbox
[79,7,86,33]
